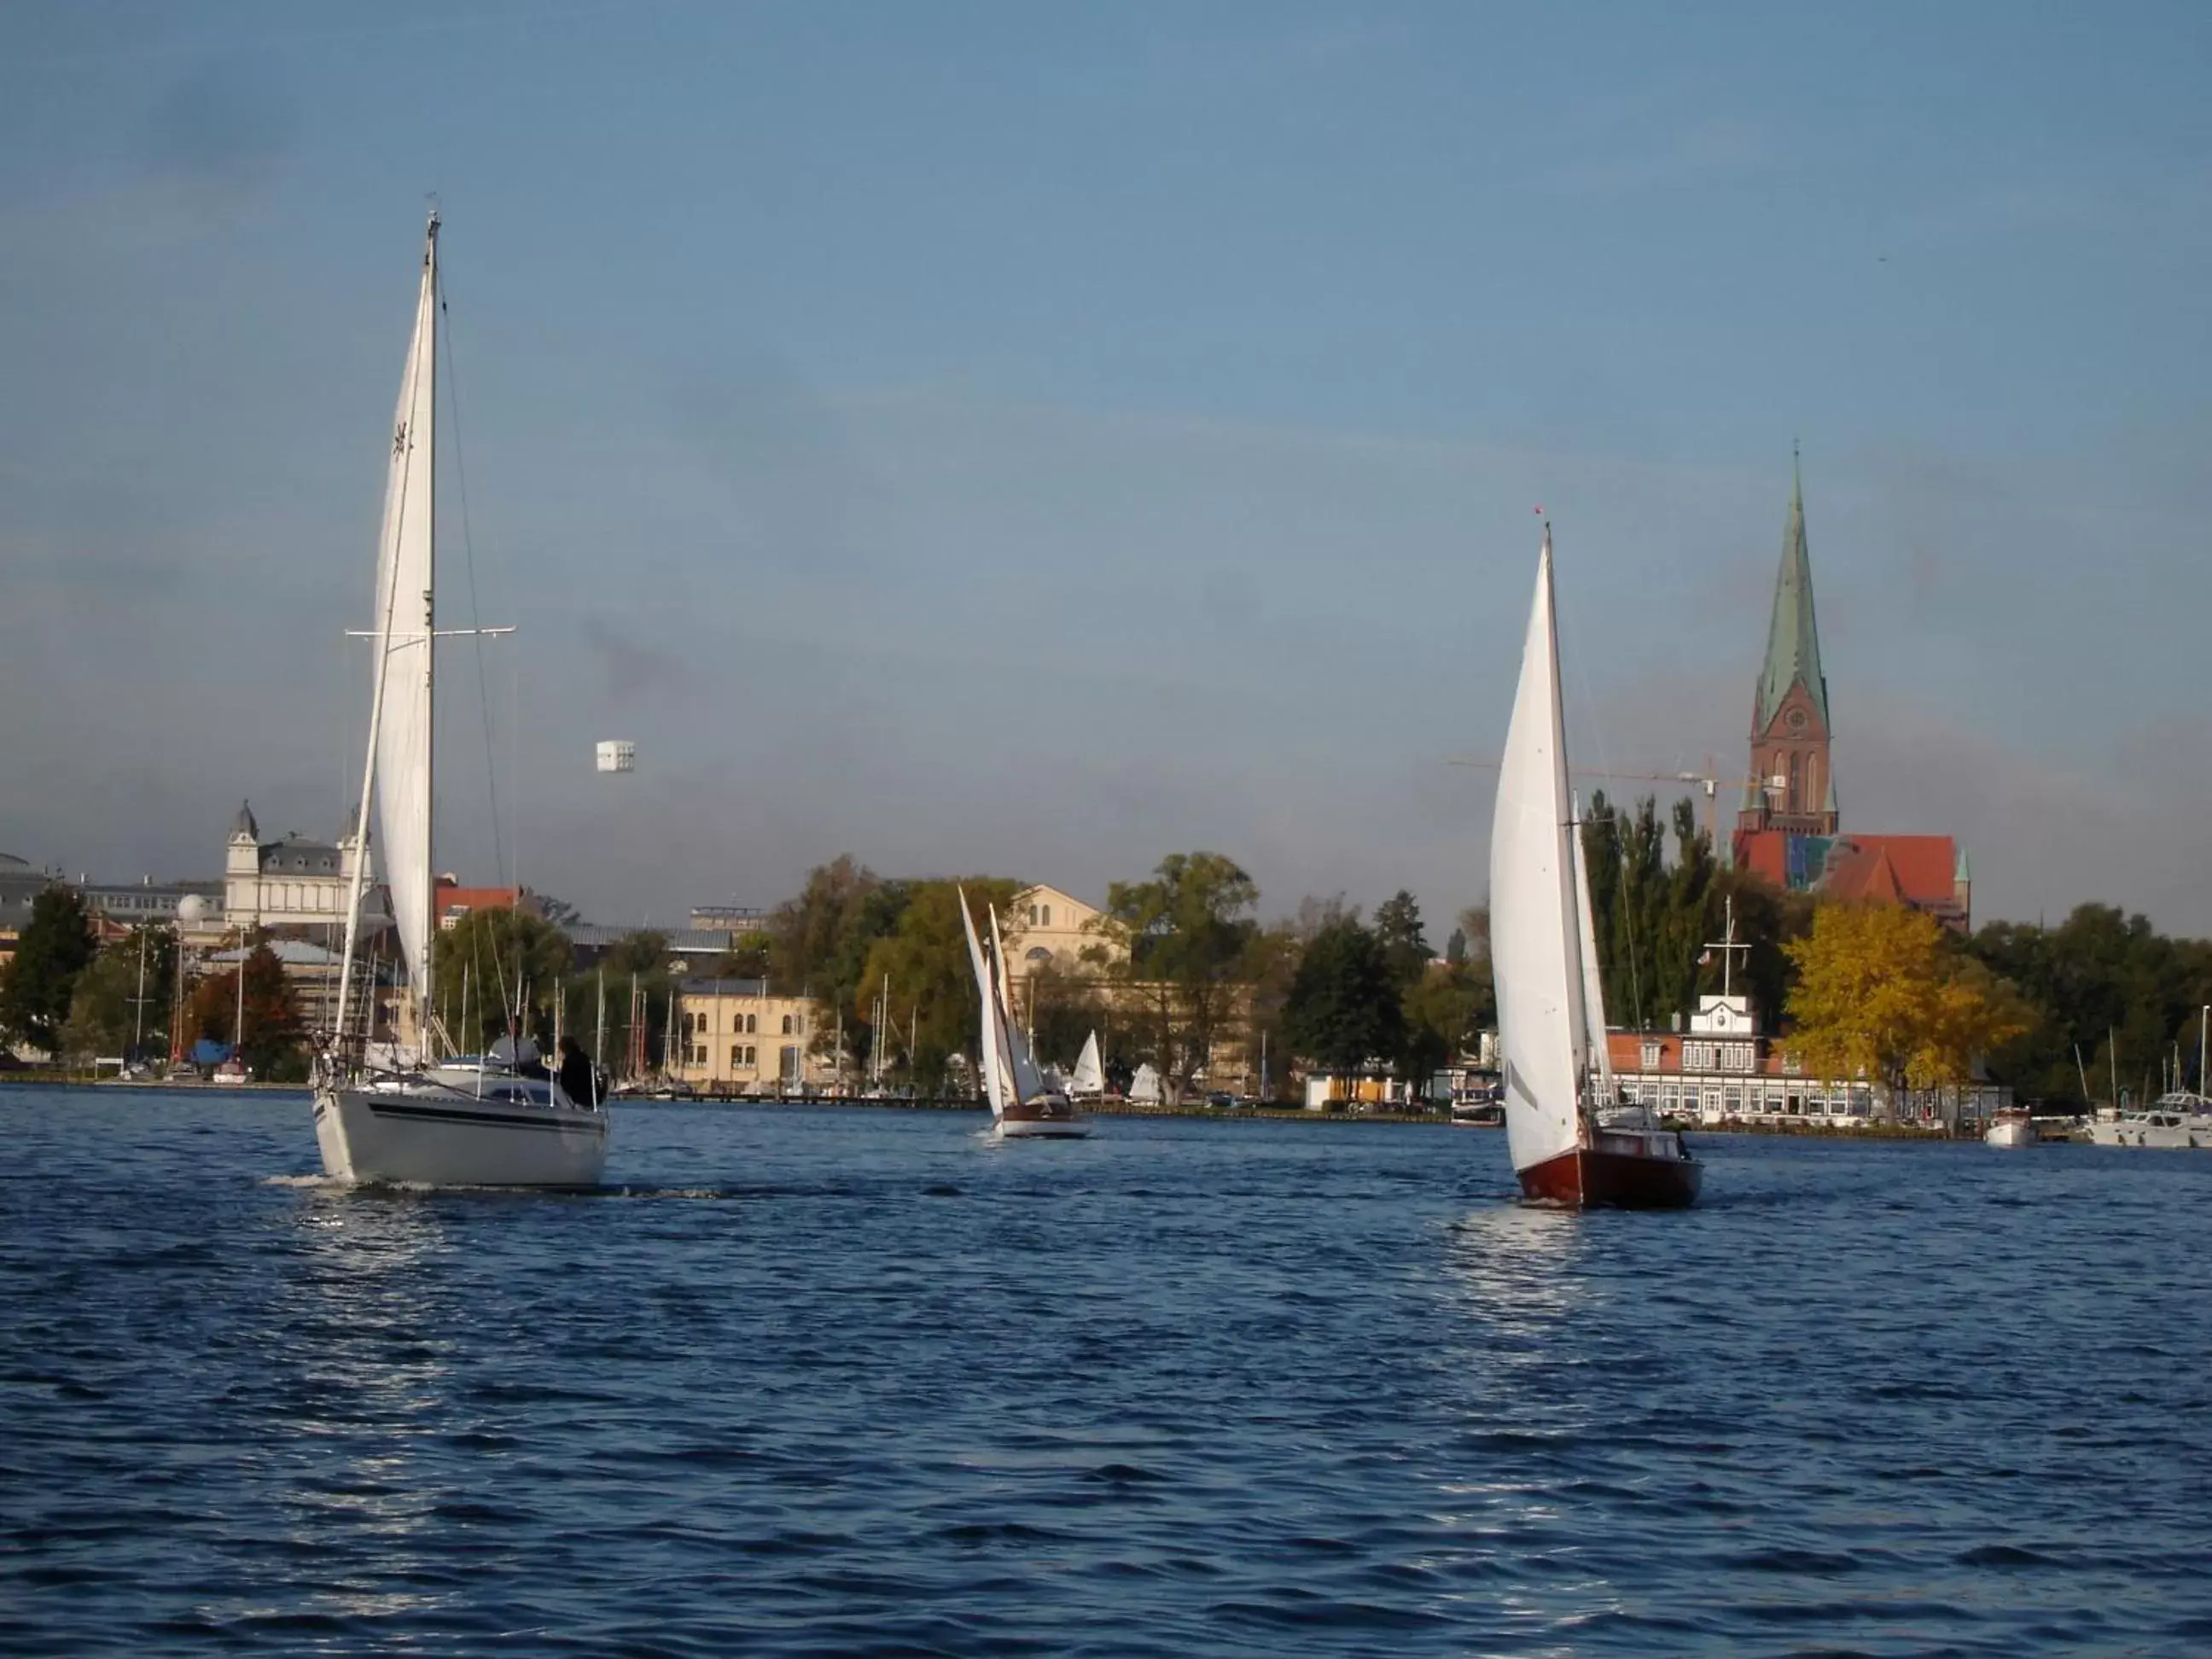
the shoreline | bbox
[0,1077,2061,1138]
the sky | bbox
[3,0,2209,938]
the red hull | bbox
[1517,1143,1702,1209]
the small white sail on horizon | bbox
[1068,1030,1105,1097]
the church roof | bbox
[230,800,259,841]
[1755,454,1831,733]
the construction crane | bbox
[1447,753,1777,843]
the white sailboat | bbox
[1489,525,1698,1208]
[1068,1030,1106,1100]
[311,212,608,1186]
[958,889,1090,1138]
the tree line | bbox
[7,814,2207,1109]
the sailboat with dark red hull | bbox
[1489,527,1700,1209]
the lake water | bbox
[3,1087,2209,1656]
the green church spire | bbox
[1755,446,1829,732]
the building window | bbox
[1043,905,1052,926]
[731,1045,742,1068]
[781,1014,794,1035]
[1640,1040,1662,1068]
[746,1014,757,1034]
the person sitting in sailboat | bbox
[556,1036,602,1109]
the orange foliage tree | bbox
[1784,903,2029,1109]
[191,941,305,1075]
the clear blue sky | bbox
[4,0,2209,934]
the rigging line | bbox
[434,265,508,893]
[1554,537,1648,1032]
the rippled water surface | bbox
[5,1087,2211,1655]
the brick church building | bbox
[1731,457,1972,930]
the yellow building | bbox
[1008,884,1125,974]
[667,977,832,1095]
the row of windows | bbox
[1621,1079,1874,1115]
[680,1010,802,1037]
[1027,903,1054,927]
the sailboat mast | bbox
[417,217,439,1045]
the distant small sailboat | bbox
[1489,525,1699,1208]
[1127,1062,1164,1106]
[1068,1030,1106,1100]
[959,889,1090,1138]
[311,212,609,1186]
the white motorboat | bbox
[960,890,1090,1138]
[312,212,608,1187]
[1984,1109,2036,1149]
[1489,525,1698,1208]
[2088,1095,2212,1150]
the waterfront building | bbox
[222,801,371,943]
[666,977,831,1094]
[1008,884,1124,972]
[1603,988,2009,1128]
[1731,458,1972,930]
[690,904,767,934]
[2,853,224,963]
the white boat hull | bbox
[314,1076,609,1185]
[2088,1117,2206,1150]
[994,1107,1091,1139]
[1984,1118,2034,1149]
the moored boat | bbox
[311,212,608,1186]
[1984,1109,2036,1149]
[1487,525,1699,1209]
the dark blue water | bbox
[4,1088,2210,1656]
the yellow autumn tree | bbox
[1783,903,2028,1109]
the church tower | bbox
[1736,453,1839,838]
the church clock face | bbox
[1786,707,1807,732]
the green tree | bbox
[1372,889,1432,987]
[1283,918,1404,1093]
[1580,793,1717,1031]
[708,928,774,980]
[0,885,98,1056]
[1403,958,1494,1092]
[61,925,177,1064]
[855,877,1023,1096]
[584,928,675,1074]
[1093,852,1260,1101]
[1966,904,2212,1104]
[431,907,577,1051]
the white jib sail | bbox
[371,219,440,1027]
[988,905,1050,1102]
[1570,794,1614,1103]
[1069,1031,1104,1097]
[1489,528,1588,1174]
[958,890,1009,1115]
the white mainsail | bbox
[1489,527,1587,1174]
[1069,1031,1104,1097]
[958,891,1010,1115]
[372,218,440,1025]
